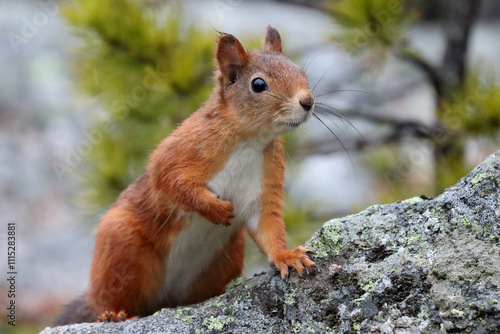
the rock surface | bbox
[41,151,500,334]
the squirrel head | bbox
[215,25,314,139]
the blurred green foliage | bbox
[0,323,39,334]
[328,0,500,201]
[442,70,500,136]
[328,0,416,53]
[435,69,500,192]
[62,0,215,213]
[61,0,500,223]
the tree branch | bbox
[263,0,327,11]
[440,0,483,93]
[393,48,443,103]
[303,109,445,156]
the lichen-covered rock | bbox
[41,151,500,334]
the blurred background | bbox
[1,0,500,332]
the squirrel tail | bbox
[54,294,95,325]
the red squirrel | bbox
[56,25,315,325]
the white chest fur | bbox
[161,139,267,305]
[208,139,266,227]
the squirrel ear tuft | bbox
[262,25,283,54]
[216,33,249,85]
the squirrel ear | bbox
[262,25,283,54]
[216,33,249,85]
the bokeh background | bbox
[1,0,500,332]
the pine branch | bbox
[102,36,157,65]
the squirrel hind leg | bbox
[97,310,138,323]
[54,294,95,326]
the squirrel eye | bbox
[251,78,268,93]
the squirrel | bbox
[56,25,316,325]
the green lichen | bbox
[181,315,195,324]
[225,276,246,291]
[363,278,381,292]
[405,232,423,246]
[431,205,444,216]
[285,288,298,305]
[418,304,431,322]
[198,315,234,332]
[172,305,193,319]
[353,323,361,331]
[305,219,344,258]
[306,326,316,333]
[471,173,488,187]
[292,321,303,333]
[366,204,381,212]
[402,196,424,204]
[353,297,365,307]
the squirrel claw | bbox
[306,250,316,257]
[272,246,316,281]
[299,264,317,278]
[305,263,318,276]
[298,270,306,279]
[97,310,132,323]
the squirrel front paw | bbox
[97,310,136,323]
[203,199,235,226]
[270,246,316,281]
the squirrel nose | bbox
[299,95,314,112]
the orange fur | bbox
[56,26,315,325]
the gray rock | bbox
[41,151,500,333]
